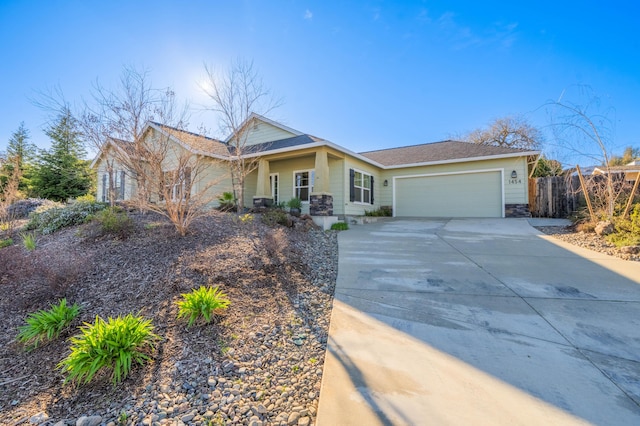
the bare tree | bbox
[0,154,23,233]
[82,67,225,235]
[201,59,282,212]
[547,87,630,220]
[465,115,543,150]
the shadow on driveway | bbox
[317,218,640,425]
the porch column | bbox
[310,149,333,216]
[253,158,272,208]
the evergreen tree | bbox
[7,122,35,168]
[31,108,92,201]
[6,122,36,194]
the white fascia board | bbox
[90,139,129,169]
[382,151,540,169]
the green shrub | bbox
[364,207,392,217]
[58,314,159,385]
[217,191,237,212]
[607,204,640,247]
[75,194,97,203]
[26,201,107,234]
[92,207,133,237]
[262,209,290,227]
[331,222,349,231]
[177,286,231,327]
[0,238,13,248]
[286,197,302,210]
[21,232,37,251]
[17,299,80,350]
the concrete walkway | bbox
[317,218,640,425]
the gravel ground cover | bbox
[0,211,338,426]
[535,225,640,262]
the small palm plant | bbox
[217,191,237,212]
[17,299,80,350]
[58,314,159,385]
[177,286,231,327]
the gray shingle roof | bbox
[359,140,534,166]
[238,134,318,155]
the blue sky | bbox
[1,1,638,166]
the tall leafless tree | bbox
[546,86,630,220]
[201,59,282,212]
[81,66,224,235]
[465,115,544,150]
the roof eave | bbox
[240,139,386,168]
[381,150,540,169]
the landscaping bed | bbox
[0,211,338,425]
[535,225,640,262]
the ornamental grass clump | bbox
[17,298,80,350]
[177,285,230,327]
[58,314,159,385]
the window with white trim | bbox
[270,173,279,204]
[293,170,314,202]
[160,168,191,201]
[350,169,374,204]
[102,170,125,202]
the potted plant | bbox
[287,197,302,217]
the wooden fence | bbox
[528,176,581,218]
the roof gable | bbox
[226,113,302,146]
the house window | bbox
[293,170,314,202]
[270,173,279,204]
[160,167,191,201]
[350,169,374,204]
[102,170,125,202]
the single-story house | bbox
[592,163,640,182]
[92,114,539,223]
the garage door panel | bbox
[395,172,502,218]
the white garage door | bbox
[394,171,503,218]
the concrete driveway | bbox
[317,218,640,425]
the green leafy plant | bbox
[75,194,97,203]
[364,207,392,217]
[0,238,13,248]
[607,204,640,247]
[17,299,80,349]
[26,201,106,234]
[177,286,231,327]
[286,197,302,210]
[262,209,290,227]
[21,232,37,251]
[91,206,133,237]
[58,314,159,385]
[331,222,349,231]
[118,410,128,425]
[239,213,253,224]
[217,191,237,212]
